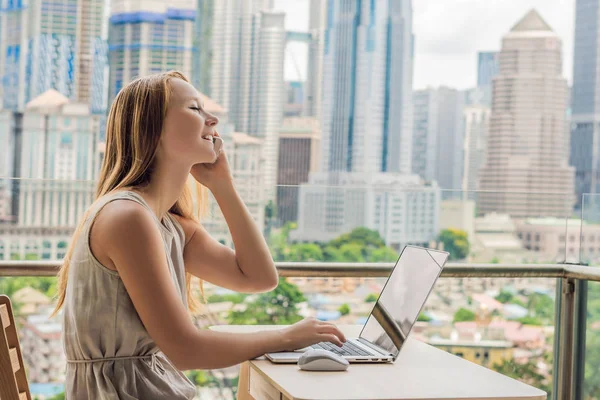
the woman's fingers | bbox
[318,333,344,347]
[317,324,347,344]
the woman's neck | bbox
[134,163,191,219]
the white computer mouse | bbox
[297,349,350,371]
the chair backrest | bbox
[0,295,31,400]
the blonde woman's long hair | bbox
[52,71,205,316]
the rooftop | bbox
[510,9,553,32]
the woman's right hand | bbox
[279,317,347,351]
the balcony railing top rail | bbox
[1,260,599,281]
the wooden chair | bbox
[0,295,31,400]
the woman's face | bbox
[159,78,219,166]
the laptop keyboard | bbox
[311,340,373,357]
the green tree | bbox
[585,330,600,399]
[329,227,386,249]
[47,393,65,400]
[264,200,277,238]
[227,278,305,325]
[517,316,543,326]
[365,293,378,303]
[338,243,364,262]
[323,246,343,262]
[338,303,350,316]
[495,290,514,304]
[0,277,57,298]
[287,243,324,261]
[453,308,476,323]
[493,358,552,395]
[268,222,296,262]
[206,293,247,304]
[417,312,432,322]
[438,229,470,260]
[368,246,398,262]
[526,293,554,323]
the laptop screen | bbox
[359,246,448,357]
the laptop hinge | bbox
[357,337,394,357]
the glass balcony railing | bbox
[0,177,598,399]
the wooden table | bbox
[211,325,547,400]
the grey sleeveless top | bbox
[62,190,197,399]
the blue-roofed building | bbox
[108,1,197,102]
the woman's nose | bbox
[206,114,219,126]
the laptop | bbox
[265,245,449,363]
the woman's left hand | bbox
[191,134,234,192]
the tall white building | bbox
[478,10,575,218]
[210,0,284,199]
[0,0,108,113]
[0,90,101,261]
[304,0,327,120]
[321,0,413,175]
[108,0,197,101]
[462,104,490,199]
[412,87,465,191]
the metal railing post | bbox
[555,277,576,400]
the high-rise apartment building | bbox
[0,90,101,261]
[412,87,465,191]
[107,0,196,101]
[0,0,108,112]
[570,0,600,209]
[478,10,575,218]
[462,104,490,198]
[477,52,499,88]
[476,52,499,106]
[210,1,284,199]
[193,0,214,95]
[304,0,327,120]
[320,0,413,175]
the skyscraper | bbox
[571,0,600,209]
[210,0,284,198]
[462,103,490,198]
[107,0,196,101]
[477,52,499,88]
[412,89,438,183]
[321,0,413,175]
[478,10,575,218]
[0,0,108,112]
[304,0,327,120]
[412,87,465,191]
[292,1,438,248]
[193,0,214,95]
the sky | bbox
[274,0,575,90]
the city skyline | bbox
[276,0,575,90]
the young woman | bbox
[53,71,346,399]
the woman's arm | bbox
[94,200,345,370]
[182,148,278,293]
[175,180,278,293]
